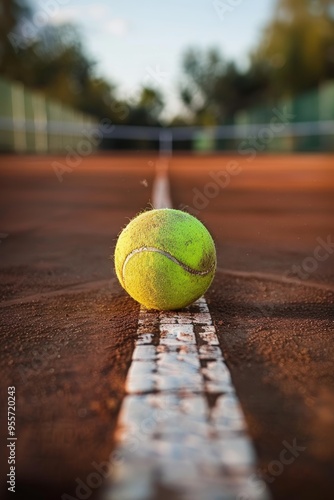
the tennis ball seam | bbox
[121,246,215,285]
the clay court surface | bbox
[0,153,334,500]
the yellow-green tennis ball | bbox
[114,208,216,310]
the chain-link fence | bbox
[1,77,333,153]
[0,76,97,153]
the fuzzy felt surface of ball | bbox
[114,208,216,310]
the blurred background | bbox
[0,0,334,153]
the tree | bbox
[137,87,164,121]
[126,87,164,126]
[0,0,32,76]
[252,0,334,97]
[179,48,270,124]
[180,47,224,124]
[0,1,134,124]
[178,1,334,125]
[0,1,165,126]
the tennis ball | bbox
[114,208,216,310]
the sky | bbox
[31,0,276,117]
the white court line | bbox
[151,157,173,209]
[103,157,272,500]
